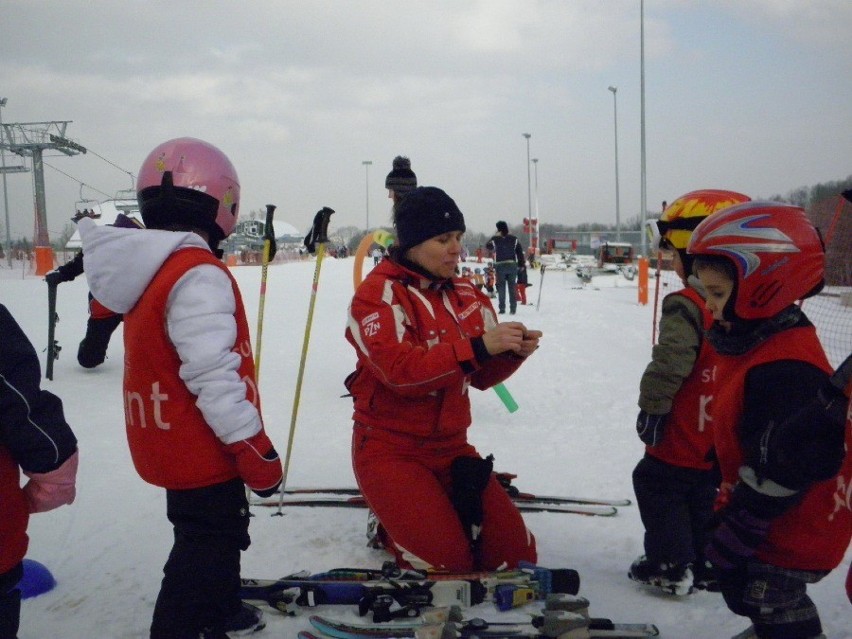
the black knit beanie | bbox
[394,187,466,254]
[496,220,509,235]
[385,156,417,194]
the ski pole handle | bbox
[263,204,277,262]
[304,207,335,254]
[314,207,334,244]
[494,383,519,413]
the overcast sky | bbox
[1,0,850,244]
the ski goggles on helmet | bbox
[651,216,707,251]
[645,219,664,251]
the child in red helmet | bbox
[688,201,852,639]
[79,138,282,638]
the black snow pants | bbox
[632,453,717,566]
[150,478,250,639]
[0,562,23,639]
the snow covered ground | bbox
[2,254,850,639]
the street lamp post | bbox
[640,0,648,255]
[0,98,11,266]
[608,86,621,242]
[531,158,540,254]
[362,160,372,230]
[522,133,532,249]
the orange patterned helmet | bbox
[656,190,751,250]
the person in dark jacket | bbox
[485,221,525,314]
[44,213,144,369]
[0,304,79,639]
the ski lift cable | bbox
[82,146,136,186]
[43,160,113,199]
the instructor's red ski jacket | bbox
[345,259,523,440]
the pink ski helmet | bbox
[136,137,240,248]
[688,201,825,320]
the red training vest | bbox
[712,325,852,570]
[122,248,259,490]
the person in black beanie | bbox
[486,221,525,314]
[345,186,542,572]
[385,156,417,211]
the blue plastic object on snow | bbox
[17,559,56,599]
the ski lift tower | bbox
[0,120,85,274]
[0,98,30,267]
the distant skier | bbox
[628,190,751,596]
[515,263,530,306]
[486,221,525,314]
[0,304,79,638]
[384,155,417,212]
[79,137,283,639]
[345,186,542,572]
[44,212,144,368]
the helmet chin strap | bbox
[159,170,176,204]
[159,169,224,256]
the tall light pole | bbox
[531,158,540,254]
[608,86,622,241]
[362,160,372,230]
[0,98,11,266]
[522,133,532,249]
[640,0,648,255]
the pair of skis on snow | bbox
[302,613,659,639]
[299,593,659,639]
[240,561,581,620]
[242,562,658,638]
[251,475,631,518]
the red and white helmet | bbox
[687,201,825,319]
[136,137,240,246]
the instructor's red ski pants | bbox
[352,426,536,572]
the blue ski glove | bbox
[705,507,771,573]
[636,410,667,447]
[704,481,787,575]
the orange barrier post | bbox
[34,246,54,276]
[637,257,649,305]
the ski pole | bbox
[535,264,546,311]
[651,249,662,344]
[45,282,60,380]
[276,206,335,516]
[254,204,277,380]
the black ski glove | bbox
[756,354,851,489]
[450,455,494,543]
[45,271,65,287]
[636,410,668,447]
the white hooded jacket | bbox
[78,218,261,445]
